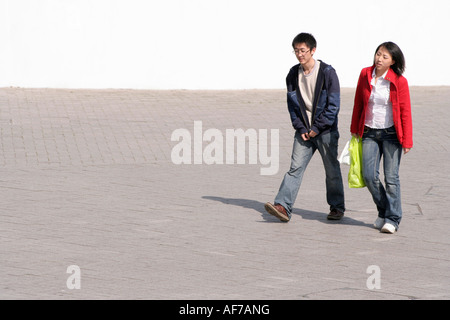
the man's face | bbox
[293,42,315,65]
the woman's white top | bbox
[365,69,394,129]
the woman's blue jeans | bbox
[274,130,345,219]
[362,126,403,229]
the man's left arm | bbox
[310,68,340,135]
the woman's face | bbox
[374,46,395,75]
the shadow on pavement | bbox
[202,195,372,228]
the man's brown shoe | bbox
[327,209,344,220]
[264,202,290,222]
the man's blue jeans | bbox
[274,130,345,219]
[362,126,403,229]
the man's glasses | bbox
[293,49,310,56]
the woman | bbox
[350,42,413,233]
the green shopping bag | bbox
[348,136,366,188]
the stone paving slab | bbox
[0,87,449,300]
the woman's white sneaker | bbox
[381,222,396,234]
[374,217,385,230]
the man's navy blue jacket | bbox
[286,60,340,136]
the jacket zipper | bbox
[294,67,311,131]
[311,74,324,129]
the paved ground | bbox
[0,86,449,300]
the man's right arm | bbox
[286,68,308,135]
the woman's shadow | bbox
[202,196,372,227]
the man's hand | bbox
[301,130,318,141]
[308,130,318,138]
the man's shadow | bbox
[202,196,372,227]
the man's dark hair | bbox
[292,33,317,50]
[374,42,406,76]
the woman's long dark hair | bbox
[374,42,406,76]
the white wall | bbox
[1,0,449,89]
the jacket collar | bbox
[368,65,399,85]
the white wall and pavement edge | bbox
[1,0,450,90]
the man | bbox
[264,33,345,222]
